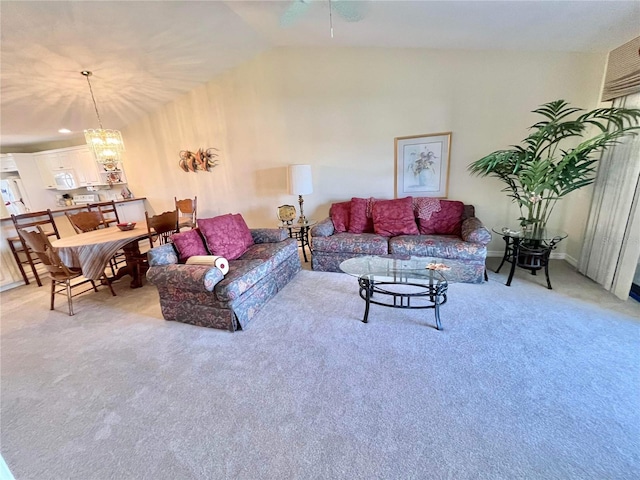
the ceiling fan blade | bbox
[332,0,367,22]
[279,0,311,27]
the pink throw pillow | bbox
[170,228,209,262]
[419,200,465,235]
[198,213,255,260]
[330,201,351,233]
[372,197,419,236]
[348,197,375,233]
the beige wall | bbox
[122,47,606,257]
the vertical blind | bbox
[601,36,640,102]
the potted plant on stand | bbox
[468,99,640,287]
[469,99,640,233]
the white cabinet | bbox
[115,200,145,223]
[71,147,102,186]
[47,151,75,171]
[33,146,115,189]
[33,152,58,189]
[0,221,23,290]
[0,155,18,173]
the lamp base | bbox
[297,195,307,224]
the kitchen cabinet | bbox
[0,155,18,173]
[33,146,128,189]
[115,199,145,223]
[71,147,102,186]
[34,152,61,189]
[0,221,24,290]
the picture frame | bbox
[394,132,451,198]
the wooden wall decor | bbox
[178,148,219,172]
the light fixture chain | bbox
[84,73,104,129]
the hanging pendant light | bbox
[81,71,125,164]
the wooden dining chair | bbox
[19,226,115,315]
[65,210,105,234]
[145,210,179,248]
[89,201,120,228]
[175,196,197,230]
[9,209,60,287]
[66,210,127,276]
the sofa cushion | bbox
[313,232,388,255]
[418,200,465,236]
[348,197,375,234]
[213,239,298,302]
[372,196,419,236]
[239,238,298,265]
[389,235,487,262]
[199,213,255,260]
[170,228,209,262]
[330,201,351,233]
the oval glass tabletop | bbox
[340,255,448,285]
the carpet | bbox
[1,260,639,479]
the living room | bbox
[1,1,639,479]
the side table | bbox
[492,227,567,289]
[279,220,316,262]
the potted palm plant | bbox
[468,99,640,232]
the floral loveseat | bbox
[147,213,300,332]
[310,196,491,283]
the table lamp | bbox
[288,164,313,223]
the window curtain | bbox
[578,92,640,299]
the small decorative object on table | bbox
[121,187,133,199]
[117,222,136,231]
[426,262,451,271]
[277,205,296,225]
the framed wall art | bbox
[394,132,451,198]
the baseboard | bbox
[0,281,24,292]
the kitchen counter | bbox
[0,197,147,222]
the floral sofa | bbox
[146,213,300,332]
[310,196,491,283]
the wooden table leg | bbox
[111,241,148,288]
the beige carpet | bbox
[1,258,638,479]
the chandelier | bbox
[81,71,125,164]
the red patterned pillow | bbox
[170,228,209,262]
[418,200,465,235]
[330,201,351,233]
[198,213,255,260]
[372,197,419,237]
[348,197,375,233]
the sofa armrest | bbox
[147,264,224,292]
[147,243,179,266]
[310,217,335,237]
[461,217,492,245]
[251,228,288,244]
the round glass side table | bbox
[279,220,316,263]
[492,226,568,289]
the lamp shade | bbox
[288,164,313,195]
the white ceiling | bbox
[1,0,639,149]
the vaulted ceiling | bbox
[1,0,638,149]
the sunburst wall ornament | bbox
[81,71,125,164]
[178,148,219,172]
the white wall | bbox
[122,47,606,256]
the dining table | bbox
[51,222,150,288]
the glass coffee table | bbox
[340,255,478,330]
